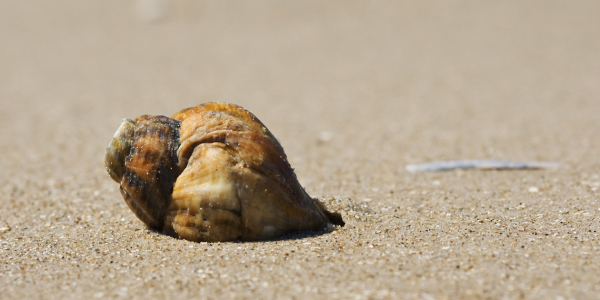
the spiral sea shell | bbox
[105,103,344,242]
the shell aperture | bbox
[104,103,344,242]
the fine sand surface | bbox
[1,1,599,299]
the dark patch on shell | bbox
[119,115,182,229]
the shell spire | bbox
[105,115,181,229]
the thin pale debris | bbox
[406,159,562,172]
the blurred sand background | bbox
[1,1,600,299]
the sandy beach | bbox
[1,1,599,299]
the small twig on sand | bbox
[406,160,562,172]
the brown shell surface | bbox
[107,103,343,242]
[119,115,181,229]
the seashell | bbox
[105,103,344,242]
